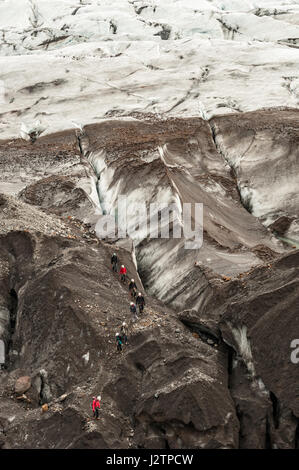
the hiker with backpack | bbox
[136,292,145,314]
[120,322,128,345]
[119,265,127,283]
[92,396,101,420]
[129,278,137,298]
[130,302,138,321]
[111,252,118,272]
[116,332,122,352]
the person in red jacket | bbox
[119,265,127,283]
[92,395,101,419]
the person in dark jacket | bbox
[116,333,122,352]
[111,253,118,272]
[129,278,137,298]
[130,302,138,321]
[92,396,101,419]
[120,322,128,345]
[136,292,145,314]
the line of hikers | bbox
[111,252,146,347]
[91,252,147,419]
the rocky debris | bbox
[0,133,102,225]
[58,393,68,402]
[269,216,295,236]
[103,325,239,449]
[0,197,238,449]
[16,394,32,404]
[0,235,297,450]
[194,249,299,449]
[0,193,74,238]
[14,376,31,395]
[19,175,96,220]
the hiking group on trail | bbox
[91,252,146,419]
[111,254,146,324]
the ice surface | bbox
[0,0,298,139]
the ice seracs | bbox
[20,120,46,142]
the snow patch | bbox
[231,324,256,377]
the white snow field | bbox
[0,0,298,139]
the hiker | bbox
[136,292,145,314]
[129,278,137,298]
[116,333,122,352]
[111,252,118,272]
[120,322,128,345]
[130,302,138,321]
[92,395,101,420]
[119,265,127,283]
